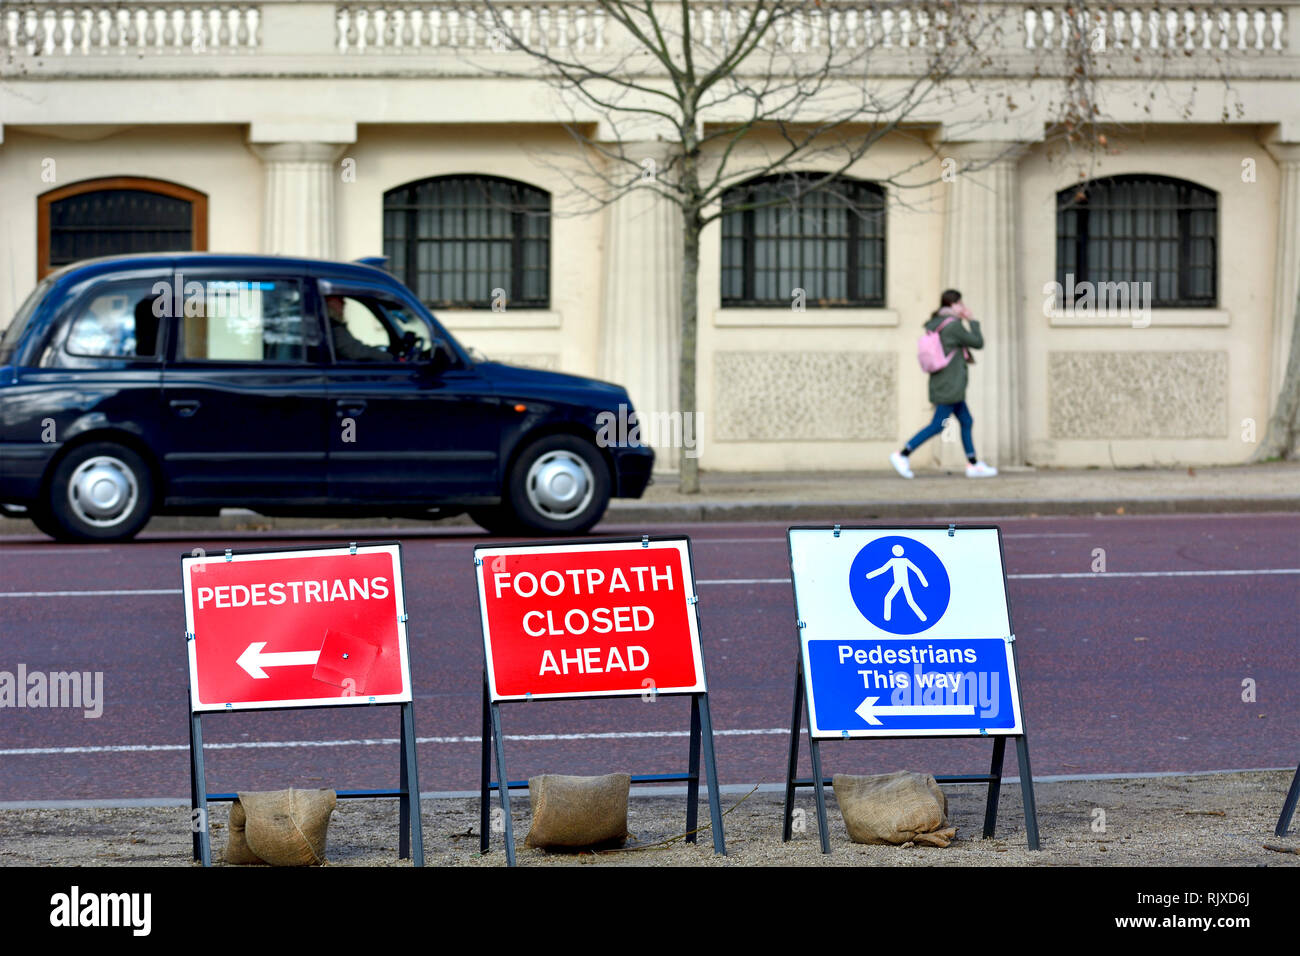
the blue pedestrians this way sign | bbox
[783,524,1040,854]
[789,527,1024,739]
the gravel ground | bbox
[2,771,1297,867]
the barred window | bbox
[721,175,886,307]
[38,177,207,279]
[1057,175,1217,308]
[384,176,550,310]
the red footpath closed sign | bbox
[183,543,413,711]
[475,539,706,701]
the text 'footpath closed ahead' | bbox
[476,540,706,701]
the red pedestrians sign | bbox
[475,539,707,701]
[183,543,413,711]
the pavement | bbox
[1,461,1296,536]
[618,461,1300,521]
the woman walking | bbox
[890,289,998,479]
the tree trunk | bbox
[1252,290,1300,461]
[678,210,701,493]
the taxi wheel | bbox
[45,442,153,542]
[506,434,610,535]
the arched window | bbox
[383,175,550,309]
[1056,175,1217,308]
[721,174,886,307]
[37,177,207,278]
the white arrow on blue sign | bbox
[803,636,1019,737]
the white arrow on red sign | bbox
[236,641,321,679]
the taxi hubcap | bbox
[525,451,594,520]
[68,456,138,527]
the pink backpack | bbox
[917,316,958,373]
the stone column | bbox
[1265,142,1300,405]
[934,140,1030,470]
[247,141,347,258]
[599,147,683,472]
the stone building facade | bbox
[2,1,1297,471]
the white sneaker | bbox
[889,451,914,479]
[965,461,998,478]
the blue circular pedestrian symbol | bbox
[848,536,950,634]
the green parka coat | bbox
[925,312,984,406]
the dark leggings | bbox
[904,401,975,458]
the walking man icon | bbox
[849,535,951,634]
[864,544,929,621]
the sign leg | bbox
[480,675,492,854]
[399,704,410,860]
[696,693,726,855]
[982,736,1008,838]
[782,663,804,842]
[1014,735,1041,850]
[1276,763,1300,837]
[809,737,831,855]
[685,695,702,844]
[490,702,516,867]
[190,712,211,867]
[402,701,425,866]
[189,709,201,862]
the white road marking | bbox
[0,727,789,758]
[690,533,1092,545]
[1,566,1297,598]
[696,569,1300,585]
[697,578,791,585]
[0,588,181,598]
[0,547,112,555]
[1009,568,1300,580]
[1003,533,1092,539]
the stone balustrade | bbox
[1023,5,1287,52]
[330,1,1290,54]
[1,3,261,55]
[0,1,1291,65]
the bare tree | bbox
[1254,291,1300,460]
[462,0,1275,487]
[471,0,1013,492]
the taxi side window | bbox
[180,279,313,362]
[64,279,166,359]
[379,299,432,352]
[332,297,392,350]
[324,294,402,363]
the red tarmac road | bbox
[0,513,1296,802]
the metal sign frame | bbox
[1277,764,1300,836]
[473,534,725,866]
[780,524,1041,853]
[183,540,424,867]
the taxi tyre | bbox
[468,505,523,536]
[27,503,68,542]
[506,434,610,536]
[45,442,154,542]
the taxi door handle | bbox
[169,399,200,418]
